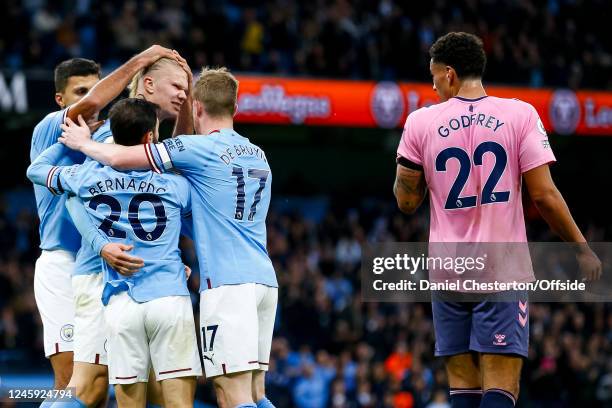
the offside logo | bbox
[549,90,580,135]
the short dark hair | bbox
[109,98,159,146]
[54,58,101,92]
[429,32,486,79]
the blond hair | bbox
[128,57,182,97]
[193,67,238,118]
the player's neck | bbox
[197,117,234,135]
[454,79,486,100]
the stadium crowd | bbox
[2,0,611,90]
[1,196,611,407]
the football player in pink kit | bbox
[394,32,602,408]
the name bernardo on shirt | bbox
[87,177,167,195]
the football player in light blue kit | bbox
[30,45,189,407]
[59,67,278,408]
[29,99,202,408]
[30,57,102,390]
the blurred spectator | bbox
[1,0,611,89]
[1,193,612,406]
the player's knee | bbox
[481,354,522,397]
[51,354,74,389]
[67,367,107,406]
[76,374,109,406]
[251,371,266,402]
[213,382,230,408]
[445,355,480,388]
[162,392,191,408]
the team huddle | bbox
[28,46,277,408]
[28,33,603,408]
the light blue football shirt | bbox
[148,129,278,291]
[28,145,192,304]
[30,110,110,252]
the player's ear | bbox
[143,76,155,95]
[193,99,202,117]
[141,131,153,144]
[233,103,238,118]
[55,93,65,109]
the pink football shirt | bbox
[397,96,555,243]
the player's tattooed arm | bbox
[60,116,151,170]
[67,45,179,124]
[394,164,427,214]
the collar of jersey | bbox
[207,128,238,136]
[453,95,488,102]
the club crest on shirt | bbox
[60,324,74,342]
[537,119,547,136]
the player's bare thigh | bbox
[252,370,266,402]
[114,383,146,408]
[50,352,74,389]
[160,376,196,407]
[213,371,254,407]
[480,353,522,397]
[445,352,481,389]
[67,361,108,406]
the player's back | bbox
[398,96,555,243]
[63,160,191,303]
[151,129,277,290]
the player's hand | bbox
[101,243,145,276]
[576,245,603,281]
[184,265,192,280]
[173,50,193,90]
[86,118,105,134]
[59,115,92,151]
[136,45,178,67]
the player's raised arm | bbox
[66,45,180,124]
[60,116,151,170]
[393,162,427,214]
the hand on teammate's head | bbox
[172,50,193,90]
[137,45,178,67]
